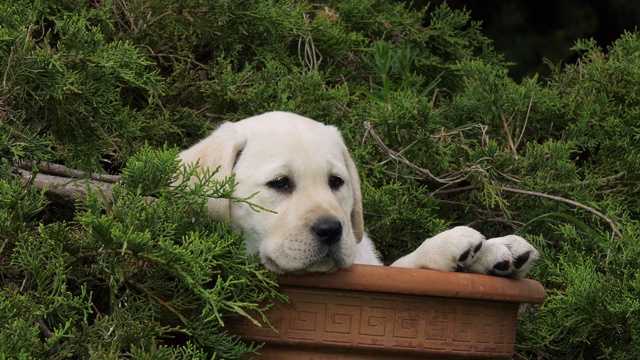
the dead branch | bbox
[16,167,115,205]
[515,90,534,150]
[363,121,485,184]
[429,123,489,145]
[500,110,518,156]
[18,161,120,183]
[428,185,481,197]
[37,318,53,339]
[365,123,624,238]
[0,238,8,257]
[128,280,188,325]
[551,172,626,188]
[497,186,623,238]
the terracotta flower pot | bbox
[227,264,545,359]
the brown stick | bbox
[37,318,54,339]
[365,122,624,238]
[500,110,518,155]
[128,280,188,325]
[16,168,115,205]
[515,90,534,150]
[0,238,8,257]
[497,186,623,238]
[364,121,484,184]
[18,161,121,183]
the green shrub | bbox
[1,145,281,358]
[2,0,639,358]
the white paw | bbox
[391,226,485,271]
[467,235,540,278]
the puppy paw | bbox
[467,235,540,278]
[391,226,485,271]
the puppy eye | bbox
[267,177,292,192]
[329,175,344,189]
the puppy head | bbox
[178,111,364,274]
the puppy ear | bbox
[178,122,246,221]
[342,144,365,244]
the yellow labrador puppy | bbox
[179,111,539,277]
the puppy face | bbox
[179,112,364,274]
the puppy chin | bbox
[261,254,352,275]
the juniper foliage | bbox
[1,0,640,358]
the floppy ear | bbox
[178,122,246,221]
[342,145,365,244]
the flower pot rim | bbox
[277,264,545,304]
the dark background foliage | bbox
[424,0,640,79]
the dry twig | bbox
[365,122,624,239]
[515,90,534,151]
[19,161,120,183]
[16,167,115,205]
[500,110,518,156]
[298,12,322,72]
[364,121,484,184]
[128,280,188,325]
[429,123,488,146]
[37,318,53,339]
[497,186,623,238]
[0,238,8,257]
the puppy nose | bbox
[312,218,342,246]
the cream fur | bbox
[179,112,367,273]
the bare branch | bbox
[515,90,534,150]
[0,238,8,257]
[16,168,115,205]
[18,161,121,183]
[497,186,623,238]
[37,318,53,339]
[365,123,623,238]
[364,121,485,184]
[500,110,518,156]
[428,185,481,197]
[551,172,626,188]
[128,280,188,325]
[429,123,488,144]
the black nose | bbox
[312,218,342,246]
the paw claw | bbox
[458,248,471,262]
[454,264,466,272]
[473,241,483,253]
[493,259,510,271]
[513,251,531,269]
